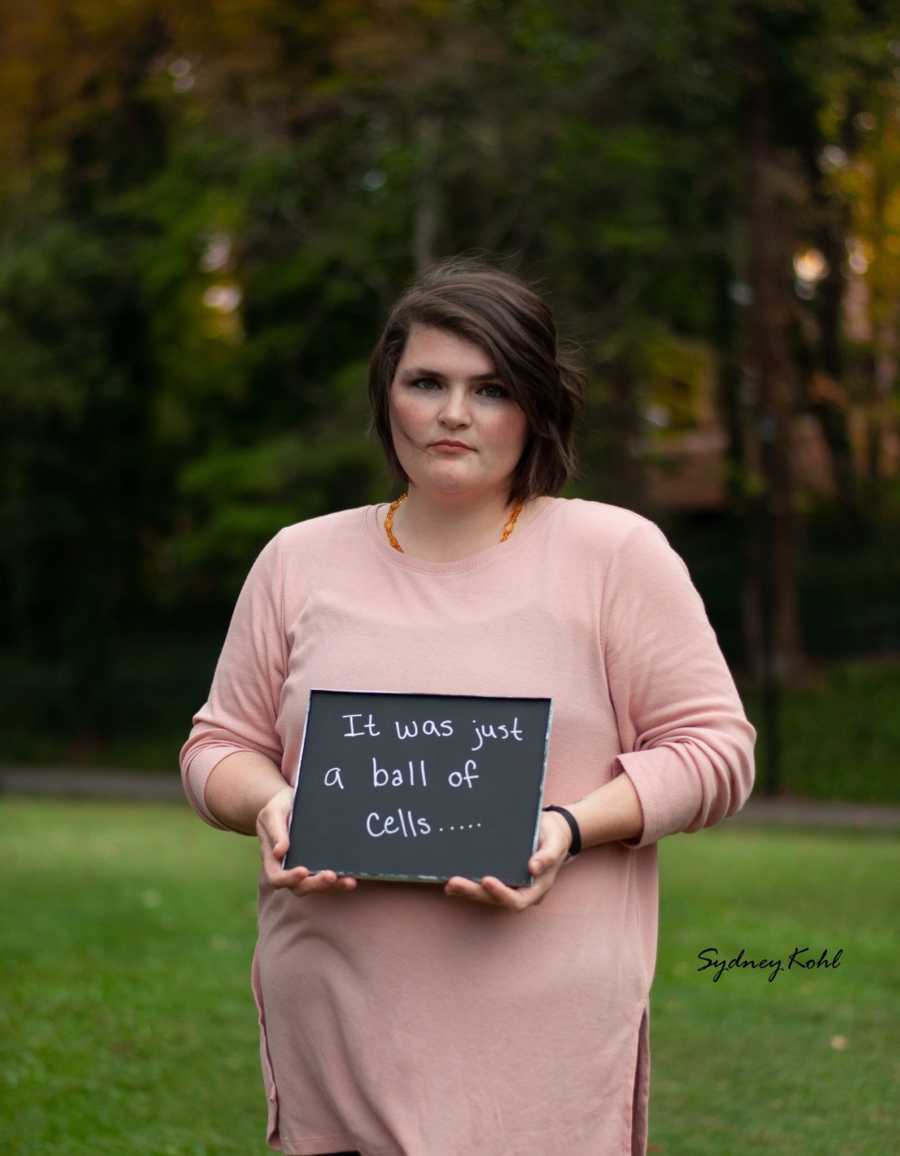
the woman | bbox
[180,256,756,1156]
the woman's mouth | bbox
[430,441,473,452]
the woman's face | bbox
[388,324,529,501]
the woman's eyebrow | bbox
[400,366,500,381]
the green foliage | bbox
[0,216,124,420]
[746,659,900,803]
[0,0,897,748]
[163,431,381,586]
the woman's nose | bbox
[438,386,472,425]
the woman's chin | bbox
[409,463,477,491]
[418,472,493,499]
[404,458,515,501]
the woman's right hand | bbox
[256,785,359,896]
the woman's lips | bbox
[430,442,473,452]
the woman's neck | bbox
[389,486,531,562]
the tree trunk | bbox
[603,354,649,514]
[812,207,863,524]
[740,7,807,790]
[413,113,442,273]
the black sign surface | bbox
[284,690,553,885]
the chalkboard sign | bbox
[284,690,553,886]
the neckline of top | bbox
[364,496,560,575]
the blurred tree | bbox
[1,0,897,758]
[0,3,173,743]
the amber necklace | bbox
[384,491,525,553]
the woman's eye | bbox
[408,377,508,398]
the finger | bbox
[259,815,291,860]
[257,829,279,867]
[540,814,571,849]
[310,872,358,892]
[444,875,494,904]
[482,872,553,911]
[529,817,571,875]
[445,875,527,911]
[262,836,290,869]
[292,870,359,896]
[299,869,338,891]
[259,829,294,871]
[479,875,530,911]
[529,847,564,876]
[268,864,311,889]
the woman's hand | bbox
[256,786,359,896]
[443,809,573,911]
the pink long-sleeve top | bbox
[180,496,756,1156]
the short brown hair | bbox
[367,255,585,504]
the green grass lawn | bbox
[1,800,897,1155]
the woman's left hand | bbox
[443,809,573,911]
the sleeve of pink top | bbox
[602,520,757,849]
[178,531,288,829]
